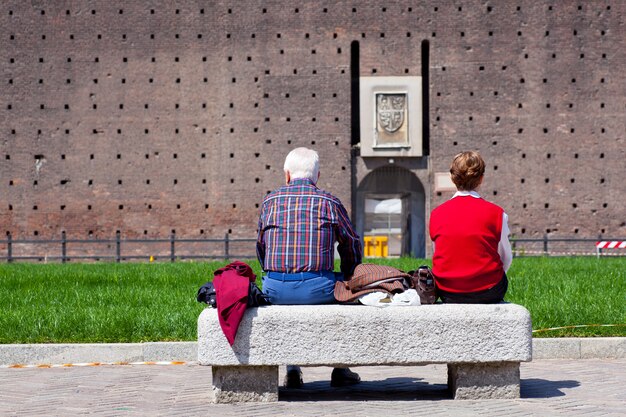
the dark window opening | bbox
[421,40,430,156]
[350,41,360,146]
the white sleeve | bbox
[498,212,513,272]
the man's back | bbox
[257,178,361,276]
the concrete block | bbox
[0,343,143,365]
[143,342,197,362]
[212,365,279,403]
[581,337,626,359]
[532,338,581,359]
[448,362,520,399]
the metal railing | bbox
[0,232,623,263]
[0,232,257,263]
[511,235,625,257]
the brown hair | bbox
[449,151,485,191]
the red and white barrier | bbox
[596,241,626,258]
[596,241,626,249]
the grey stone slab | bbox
[532,338,581,359]
[532,337,626,359]
[580,337,626,359]
[143,342,197,362]
[198,304,533,366]
[0,343,143,365]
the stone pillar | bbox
[211,365,279,403]
[447,362,520,399]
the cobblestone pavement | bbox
[1,360,624,416]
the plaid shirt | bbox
[257,178,362,275]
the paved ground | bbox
[1,359,624,416]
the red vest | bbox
[429,196,504,293]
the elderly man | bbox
[257,147,363,388]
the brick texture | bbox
[0,1,624,254]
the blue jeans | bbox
[262,271,343,305]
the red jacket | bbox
[213,261,257,345]
[429,196,504,293]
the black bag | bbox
[196,282,217,308]
[407,265,437,304]
[196,281,270,308]
[248,282,271,307]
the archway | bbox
[356,166,426,258]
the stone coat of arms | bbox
[377,94,406,133]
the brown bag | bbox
[407,265,437,304]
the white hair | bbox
[283,147,320,183]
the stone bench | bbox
[198,303,532,403]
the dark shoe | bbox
[330,367,361,387]
[284,365,303,389]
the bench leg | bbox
[447,362,520,399]
[212,365,279,403]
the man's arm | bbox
[334,202,362,277]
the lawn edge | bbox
[1,338,624,366]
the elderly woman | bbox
[429,151,512,303]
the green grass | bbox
[505,257,625,337]
[0,257,624,343]
[0,261,256,343]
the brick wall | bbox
[0,1,624,248]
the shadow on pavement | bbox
[521,378,581,398]
[280,377,450,401]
